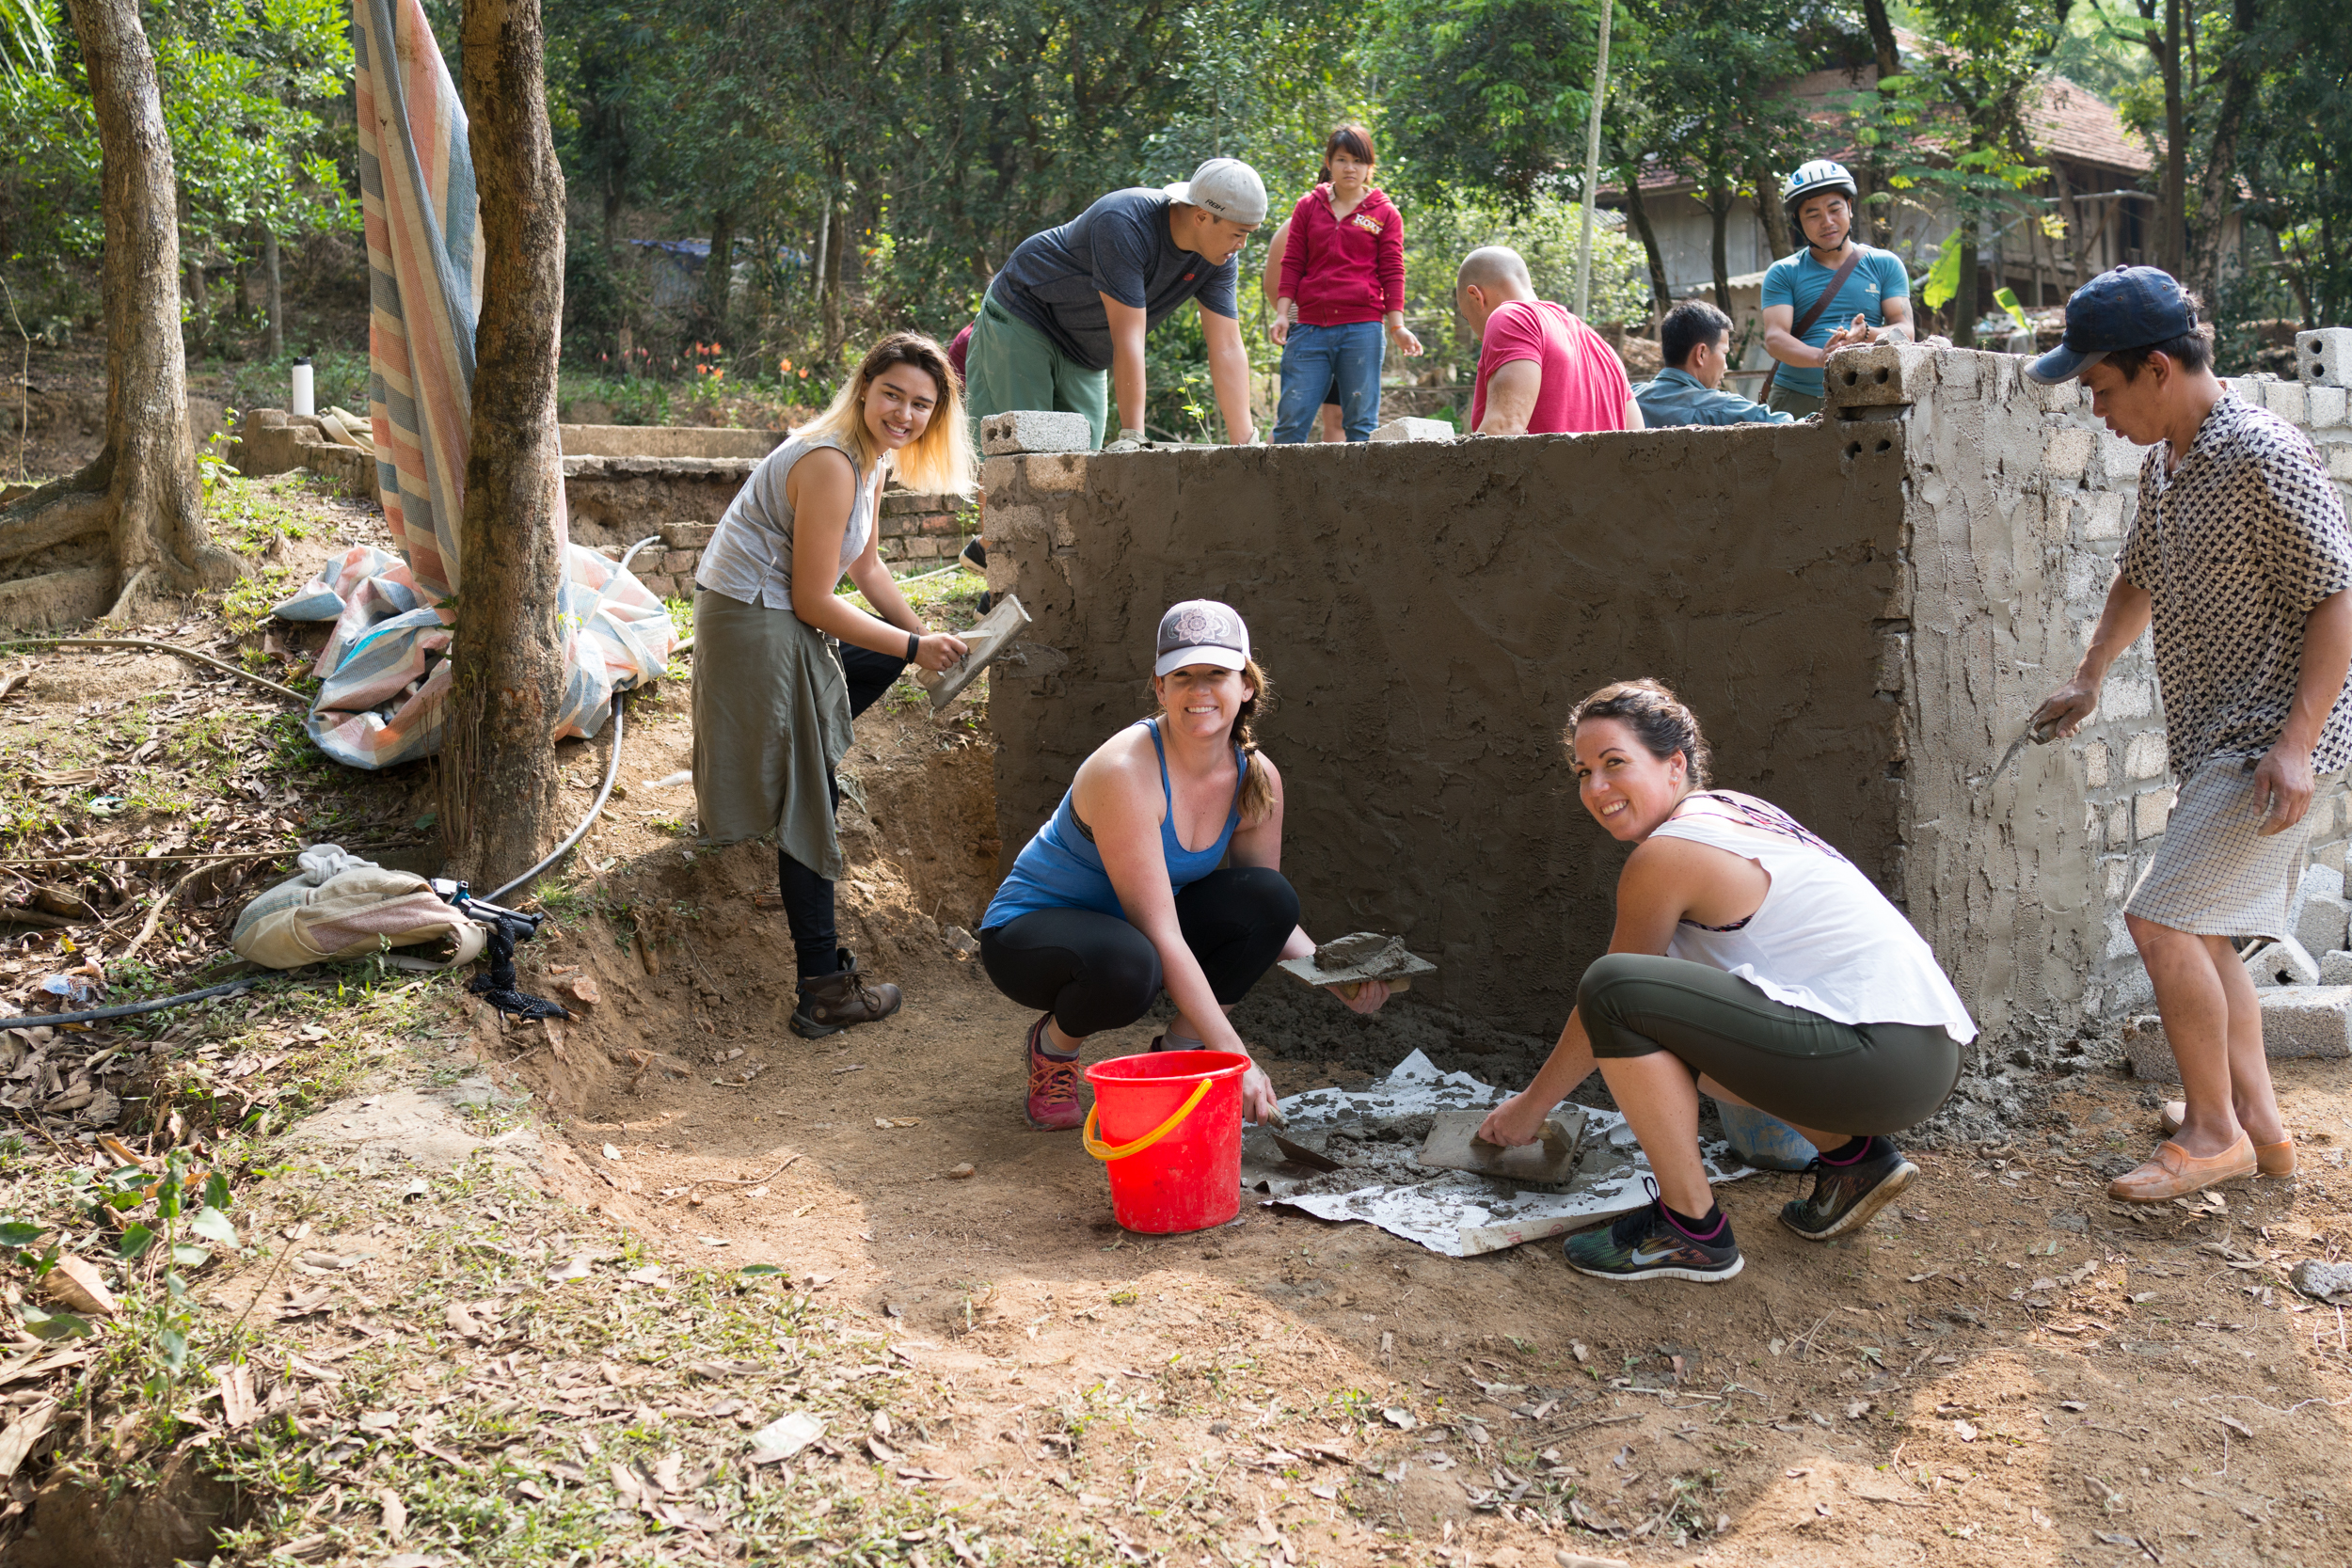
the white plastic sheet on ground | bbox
[1265,1050,1761,1257]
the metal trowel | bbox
[914,594,1031,711]
[1417,1106,1588,1184]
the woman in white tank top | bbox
[1478,679,1976,1285]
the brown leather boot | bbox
[790,949,902,1038]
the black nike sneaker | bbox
[1779,1136,1918,1240]
[1565,1191,1743,1284]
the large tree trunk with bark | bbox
[440,0,566,887]
[1705,177,1732,325]
[2186,0,2260,316]
[1749,162,1793,262]
[1617,171,1672,331]
[0,0,237,628]
[700,206,734,341]
[1861,0,1903,247]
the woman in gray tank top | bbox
[691,332,977,1037]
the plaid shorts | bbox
[2124,755,2328,941]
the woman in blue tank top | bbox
[980,600,1392,1129]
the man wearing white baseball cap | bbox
[978,600,1392,1132]
[966,159,1266,453]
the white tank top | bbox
[1653,792,1978,1043]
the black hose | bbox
[1,977,259,1028]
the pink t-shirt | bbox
[1470,299,1633,435]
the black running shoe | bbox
[1565,1192,1743,1284]
[1779,1138,1918,1240]
[959,537,988,571]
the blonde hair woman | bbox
[977,601,1391,1131]
[693,331,976,1038]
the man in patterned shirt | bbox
[2030,267,2352,1202]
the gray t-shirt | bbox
[693,430,874,612]
[992,188,1241,371]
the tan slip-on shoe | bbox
[2107,1134,2257,1202]
[2157,1103,2295,1175]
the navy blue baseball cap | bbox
[2025,265,2199,384]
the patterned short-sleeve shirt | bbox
[2117,393,2352,777]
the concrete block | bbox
[2043,427,2094,481]
[2298,327,2352,388]
[2082,739,2109,787]
[2286,859,2342,937]
[2260,986,2352,1057]
[1821,341,1933,410]
[2321,839,2349,873]
[1022,452,1089,492]
[2309,385,2348,427]
[981,410,1092,455]
[2134,786,2176,839]
[2265,379,2310,422]
[2104,678,2153,720]
[2323,951,2352,988]
[2097,431,2146,483]
[2331,448,2352,482]
[979,454,1020,492]
[658,521,716,549]
[660,548,696,575]
[2247,936,2320,989]
[2297,891,2350,959]
[2123,730,2167,780]
[984,501,1048,544]
[2079,492,2125,540]
[1370,416,1454,443]
[2121,1013,2174,1080]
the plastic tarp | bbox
[291,0,674,769]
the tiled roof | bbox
[1603,65,2148,200]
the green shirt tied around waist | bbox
[1760,245,1910,399]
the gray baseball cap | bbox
[1154,599,1250,677]
[1164,158,1267,227]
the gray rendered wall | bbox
[982,422,1911,1037]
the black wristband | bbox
[906,631,920,664]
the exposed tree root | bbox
[0,480,110,565]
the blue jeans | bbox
[1275,321,1385,443]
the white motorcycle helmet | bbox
[1781,159,1859,218]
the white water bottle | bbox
[290,356,314,418]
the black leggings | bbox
[977,866,1299,1037]
[1579,952,1963,1136]
[779,643,908,978]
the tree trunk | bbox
[1861,0,1902,246]
[1618,170,1672,329]
[700,206,733,341]
[820,193,846,356]
[2162,0,2185,277]
[1952,228,1980,347]
[262,227,284,361]
[441,0,566,886]
[1706,177,1732,325]
[0,0,237,628]
[1750,161,1793,261]
[2185,0,2260,315]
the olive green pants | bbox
[1580,953,1961,1135]
[963,292,1110,451]
[1765,386,1825,419]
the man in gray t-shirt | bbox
[966,158,1265,451]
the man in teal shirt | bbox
[1759,159,1913,418]
[1633,301,1793,427]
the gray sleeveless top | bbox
[693,429,876,610]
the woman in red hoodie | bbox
[1270,124,1422,443]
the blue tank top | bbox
[983,720,1249,927]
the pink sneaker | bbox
[1025,1013,1083,1131]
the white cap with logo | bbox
[1164,158,1268,228]
[1154,599,1251,677]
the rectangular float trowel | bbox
[914,594,1031,711]
[1417,1107,1588,1184]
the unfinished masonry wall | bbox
[986,344,2352,1049]
[983,421,1914,1037]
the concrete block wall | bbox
[983,343,2352,1053]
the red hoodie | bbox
[1277,184,1405,326]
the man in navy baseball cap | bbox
[2027,261,2352,1207]
[2024,264,2200,385]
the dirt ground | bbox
[5,474,2352,1565]
[471,690,2352,1568]
[1,337,230,496]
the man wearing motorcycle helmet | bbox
[1758,160,1913,418]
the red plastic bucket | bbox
[1082,1050,1248,1234]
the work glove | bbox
[1102,428,1148,454]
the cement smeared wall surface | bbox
[987,341,2352,1053]
[983,421,1912,1036]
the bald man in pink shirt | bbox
[1456,246,1642,436]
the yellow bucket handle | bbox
[1082,1078,1215,1162]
